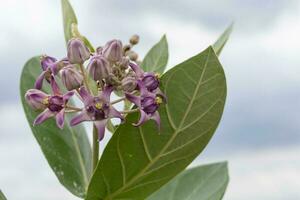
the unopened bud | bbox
[128,51,138,61]
[40,55,57,71]
[129,34,139,45]
[61,65,83,90]
[118,57,130,69]
[123,44,131,54]
[122,76,137,92]
[142,72,159,91]
[87,55,111,81]
[67,38,90,64]
[102,39,123,62]
[25,89,48,110]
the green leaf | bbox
[148,162,229,200]
[141,35,169,74]
[0,190,7,200]
[61,0,95,52]
[86,46,227,200]
[20,56,92,198]
[212,23,233,56]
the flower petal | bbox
[108,106,124,121]
[129,62,144,77]
[94,120,107,141]
[125,93,141,107]
[137,80,148,96]
[50,76,61,95]
[34,71,47,90]
[78,87,93,105]
[70,111,90,126]
[33,109,54,126]
[101,86,113,102]
[133,110,150,127]
[63,91,75,102]
[56,108,65,129]
[151,111,161,131]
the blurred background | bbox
[1,0,300,199]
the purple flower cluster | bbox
[25,36,166,141]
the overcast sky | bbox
[0,0,300,199]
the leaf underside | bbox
[86,46,227,200]
[20,57,92,198]
[148,162,229,200]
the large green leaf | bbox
[141,35,169,74]
[20,57,92,198]
[148,162,229,200]
[86,46,227,200]
[213,23,233,56]
[0,190,6,200]
[61,0,95,52]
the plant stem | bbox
[110,97,126,105]
[92,125,99,171]
[80,64,91,93]
[120,108,139,114]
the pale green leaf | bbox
[20,56,92,198]
[141,35,169,74]
[0,190,6,200]
[213,23,233,56]
[86,46,227,200]
[148,162,229,200]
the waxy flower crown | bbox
[25,35,166,141]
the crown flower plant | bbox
[9,0,233,200]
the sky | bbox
[0,0,300,199]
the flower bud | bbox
[25,89,48,110]
[141,96,159,114]
[127,51,138,61]
[142,72,159,91]
[87,55,111,81]
[122,76,137,92]
[118,57,129,69]
[61,65,83,90]
[129,34,139,45]
[67,38,90,64]
[102,39,122,62]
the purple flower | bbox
[61,65,83,90]
[70,86,123,141]
[129,62,160,92]
[26,78,74,129]
[122,76,137,92]
[125,80,165,129]
[67,38,90,64]
[35,56,60,90]
[102,39,123,62]
[87,55,111,81]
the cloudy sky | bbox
[0,0,300,199]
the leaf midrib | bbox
[104,49,212,199]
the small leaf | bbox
[20,56,92,198]
[148,162,229,200]
[86,46,227,200]
[61,0,95,52]
[0,190,7,200]
[212,23,233,56]
[141,35,169,74]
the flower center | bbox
[48,96,64,112]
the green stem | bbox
[92,125,99,171]
[80,64,91,93]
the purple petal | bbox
[133,110,150,127]
[50,62,59,75]
[151,111,161,131]
[94,120,107,141]
[125,93,141,107]
[50,76,61,95]
[33,109,54,126]
[108,106,124,121]
[70,111,90,126]
[101,86,113,102]
[63,91,75,102]
[56,109,65,129]
[78,87,93,105]
[129,62,144,77]
[34,71,47,89]
[137,80,148,96]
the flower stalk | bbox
[92,125,99,171]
